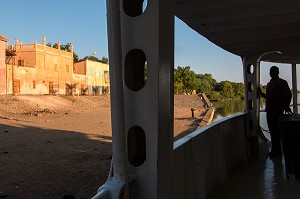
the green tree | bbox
[83,55,100,62]
[207,91,222,101]
[174,66,198,94]
[196,73,217,95]
[92,86,100,95]
[215,81,234,99]
[101,56,109,64]
[81,87,89,95]
[232,82,245,99]
[65,83,78,96]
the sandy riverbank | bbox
[0,94,207,198]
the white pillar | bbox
[94,0,174,198]
[292,63,298,113]
[243,55,261,157]
[121,0,174,198]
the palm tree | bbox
[81,87,89,95]
[65,83,78,96]
[92,86,100,95]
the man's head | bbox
[270,66,279,78]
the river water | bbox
[212,96,300,139]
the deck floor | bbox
[212,142,300,199]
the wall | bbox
[73,73,88,95]
[172,113,248,199]
[73,61,86,74]
[0,35,8,94]
[85,60,110,94]
[6,40,73,95]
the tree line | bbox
[174,66,245,100]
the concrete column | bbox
[292,63,298,113]
[242,55,262,157]
[121,0,174,198]
[95,0,174,198]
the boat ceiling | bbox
[175,0,300,64]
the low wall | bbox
[198,107,215,128]
[200,93,212,108]
[172,113,248,199]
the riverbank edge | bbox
[198,93,215,129]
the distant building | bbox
[0,34,8,94]
[2,35,110,95]
[74,59,110,95]
[5,36,74,95]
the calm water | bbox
[212,96,300,139]
[212,99,245,122]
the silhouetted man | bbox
[258,66,292,158]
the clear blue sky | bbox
[1,0,298,87]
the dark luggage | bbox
[278,114,300,178]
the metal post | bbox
[243,55,261,157]
[93,0,128,198]
[292,63,298,113]
[94,0,174,198]
[121,0,174,198]
[106,0,128,188]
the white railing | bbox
[93,113,249,199]
[172,113,248,199]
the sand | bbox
[0,95,206,198]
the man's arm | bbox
[257,87,266,98]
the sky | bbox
[1,0,299,88]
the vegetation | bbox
[174,66,245,100]
[80,56,109,64]
[81,87,89,95]
[65,83,78,96]
[92,86,100,95]
[174,66,198,95]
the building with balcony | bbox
[5,36,74,95]
[74,59,110,95]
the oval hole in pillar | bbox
[123,0,147,17]
[125,49,147,91]
[128,126,146,167]
[247,64,254,74]
[248,100,254,110]
[248,82,254,92]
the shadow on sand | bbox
[0,122,112,199]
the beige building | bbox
[2,35,109,95]
[74,59,110,95]
[0,35,9,94]
[5,36,74,95]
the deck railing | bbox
[172,113,248,199]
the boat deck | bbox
[212,142,300,199]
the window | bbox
[33,81,36,89]
[89,70,94,76]
[54,64,58,72]
[104,71,110,83]
[98,71,101,78]
[18,59,24,66]
[66,65,69,73]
